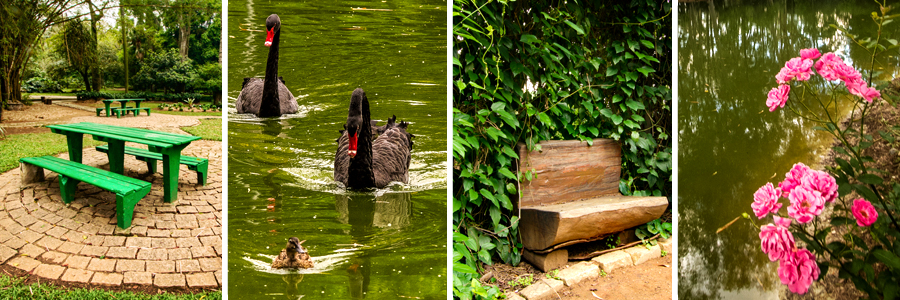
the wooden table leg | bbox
[160,145,189,203]
[106,140,126,174]
[66,133,84,163]
[134,101,141,116]
[104,102,112,117]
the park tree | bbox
[0,0,87,122]
[56,20,99,92]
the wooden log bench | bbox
[96,145,208,185]
[19,156,151,229]
[114,107,151,118]
[516,139,668,271]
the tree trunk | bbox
[87,0,104,92]
[121,5,128,92]
[178,11,190,59]
[79,70,93,92]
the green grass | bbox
[0,132,105,173]
[144,102,222,117]
[0,274,220,299]
[181,118,222,141]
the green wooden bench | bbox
[114,107,151,118]
[19,156,151,229]
[96,107,131,116]
[96,145,208,185]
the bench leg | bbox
[160,145,188,203]
[115,186,151,229]
[20,163,45,185]
[58,175,79,204]
[137,157,158,174]
[66,133,84,163]
[195,162,207,186]
[106,140,126,175]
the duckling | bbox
[271,237,314,269]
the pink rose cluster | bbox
[752,163,881,294]
[752,163,837,223]
[767,48,881,112]
[749,163,832,294]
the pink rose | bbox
[775,57,815,84]
[760,224,795,262]
[846,79,881,103]
[800,169,838,203]
[787,187,824,223]
[851,199,878,227]
[766,85,791,112]
[814,52,844,81]
[778,163,810,196]
[774,216,792,228]
[752,183,783,218]
[778,248,820,294]
[800,48,821,60]
[833,63,863,84]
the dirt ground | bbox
[2,102,92,129]
[560,256,672,300]
[482,254,672,300]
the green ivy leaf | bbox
[625,99,646,111]
[606,67,618,77]
[520,34,539,44]
[563,20,585,35]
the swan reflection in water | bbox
[335,192,412,299]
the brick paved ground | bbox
[0,139,222,290]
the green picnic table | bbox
[46,122,201,203]
[98,99,146,117]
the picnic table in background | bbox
[46,122,201,203]
[97,98,146,117]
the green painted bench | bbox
[19,156,151,229]
[96,107,131,116]
[114,107,151,118]
[96,145,208,185]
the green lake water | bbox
[226,1,447,299]
[678,1,899,299]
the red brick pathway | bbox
[0,141,222,289]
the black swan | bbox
[235,14,299,117]
[334,88,413,188]
[271,237,313,269]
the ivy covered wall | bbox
[452,0,672,298]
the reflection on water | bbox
[227,0,447,299]
[678,1,900,299]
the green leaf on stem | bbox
[873,249,900,271]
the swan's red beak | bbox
[348,132,358,158]
[265,27,274,47]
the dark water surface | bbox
[678,1,899,299]
[227,1,447,299]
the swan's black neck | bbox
[347,89,375,188]
[259,27,282,117]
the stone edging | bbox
[511,239,673,300]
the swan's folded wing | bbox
[334,131,350,185]
[277,80,299,114]
[372,123,413,187]
[235,78,264,114]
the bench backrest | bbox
[516,139,621,207]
